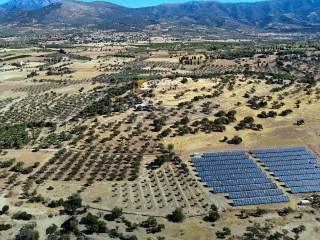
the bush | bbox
[61,217,79,234]
[204,205,220,222]
[292,224,306,235]
[250,207,266,217]
[258,111,277,119]
[257,111,268,118]
[1,205,9,214]
[279,109,293,116]
[80,213,107,234]
[227,136,243,145]
[46,224,58,235]
[214,110,226,117]
[0,224,11,231]
[48,199,64,208]
[216,227,231,239]
[167,208,185,223]
[63,194,82,214]
[123,219,138,232]
[111,207,123,220]
[205,210,220,222]
[153,154,172,168]
[15,224,39,240]
[141,216,157,228]
[12,211,32,221]
[159,128,172,138]
[181,78,188,84]
[278,207,293,216]
[0,158,15,168]
[268,111,277,118]
[210,204,218,212]
[125,235,138,240]
[141,216,165,233]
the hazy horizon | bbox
[0,0,264,8]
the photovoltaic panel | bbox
[232,195,289,206]
[252,147,306,154]
[285,179,320,187]
[279,174,320,182]
[260,156,317,162]
[273,168,320,176]
[196,167,262,177]
[264,159,317,166]
[194,159,254,166]
[195,156,252,161]
[203,151,245,157]
[213,183,277,193]
[266,164,317,171]
[291,186,320,193]
[195,163,257,171]
[229,189,284,199]
[193,159,254,166]
[200,155,248,161]
[201,172,267,181]
[256,151,313,156]
[206,178,272,187]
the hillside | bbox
[140,0,320,32]
[2,0,60,11]
[0,0,320,33]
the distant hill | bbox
[140,0,320,32]
[2,0,60,11]
[0,0,320,33]
[6,1,150,30]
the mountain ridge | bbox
[0,0,319,33]
[1,0,61,11]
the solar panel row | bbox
[195,155,249,160]
[201,172,267,182]
[194,159,254,166]
[255,149,312,156]
[233,196,290,206]
[266,164,317,171]
[229,189,284,199]
[291,186,320,193]
[203,151,245,157]
[206,178,272,187]
[258,155,313,160]
[252,147,306,154]
[196,155,248,161]
[260,156,317,162]
[195,163,257,171]
[214,183,277,193]
[279,174,320,182]
[265,159,317,166]
[196,167,263,177]
[273,168,320,176]
[285,179,320,187]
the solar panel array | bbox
[252,147,320,194]
[192,151,288,206]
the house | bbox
[134,102,153,111]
